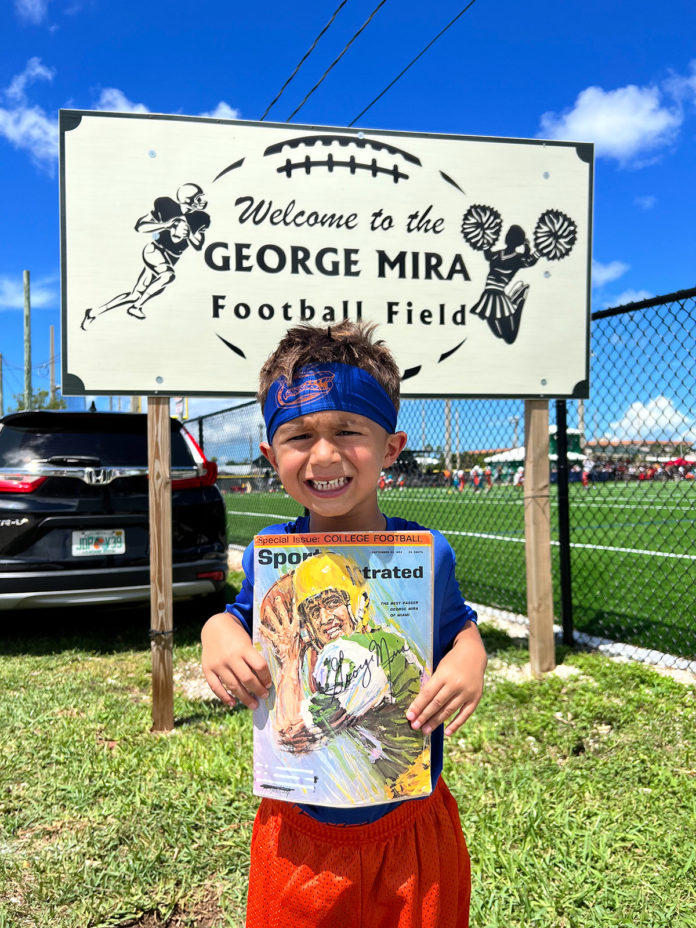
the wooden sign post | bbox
[524,399,556,675]
[147,397,174,731]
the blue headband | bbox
[264,362,398,443]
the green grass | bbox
[0,613,252,928]
[461,644,696,927]
[1,617,694,927]
[223,481,696,657]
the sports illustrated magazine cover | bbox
[252,532,434,808]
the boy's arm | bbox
[406,621,487,736]
[201,611,271,710]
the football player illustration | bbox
[259,553,430,801]
[461,204,578,345]
[80,183,210,329]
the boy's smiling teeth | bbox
[310,476,349,490]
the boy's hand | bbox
[201,612,271,710]
[406,622,487,736]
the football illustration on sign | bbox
[80,184,210,329]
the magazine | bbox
[252,531,434,808]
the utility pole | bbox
[49,325,56,405]
[24,271,31,409]
[0,354,4,417]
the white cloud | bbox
[663,59,696,104]
[539,79,685,165]
[605,289,653,308]
[187,402,266,463]
[1,61,242,171]
[0,57,57,167]
[0,274,58,310]
[6,57,54,102]
[0,104,57,165]
[95,88,150,114]
[592,260,629,288]
[634,195,657,210]
[199,101,241,120]
[0,66,153,168]
[189,403,264,438]
[14,0,49,24]
[607,396,696,442]
[186,398,248,419]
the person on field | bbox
[471,464,482,492]
[201,321,487,928]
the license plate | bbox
[72,529,126,557]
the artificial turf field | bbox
[223,480,696,659]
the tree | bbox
[8,390,66,412]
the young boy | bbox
[201,321,487,928]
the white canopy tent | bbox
[484,446,586,464]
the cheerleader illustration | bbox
[461,205,577,345]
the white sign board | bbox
[60,112,592,398]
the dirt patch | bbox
[478,607,696,688]
[174,659,218,702]
[118,891,234,928]
[646,664,696,687]
[227,545,244,572]
[486,656,585,685]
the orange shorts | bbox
[245,778,470,928]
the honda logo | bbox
[83,468,114,485]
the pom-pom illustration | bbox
[461,204,502,251]
[533,209,577,261]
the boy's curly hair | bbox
[258,321,401,411]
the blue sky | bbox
[1,0,694,440]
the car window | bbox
[0,421,193,468]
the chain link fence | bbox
[567,288,695,667]
[188,287,695,667]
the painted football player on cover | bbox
[259,552,430,802]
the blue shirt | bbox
[227,515,477,825]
